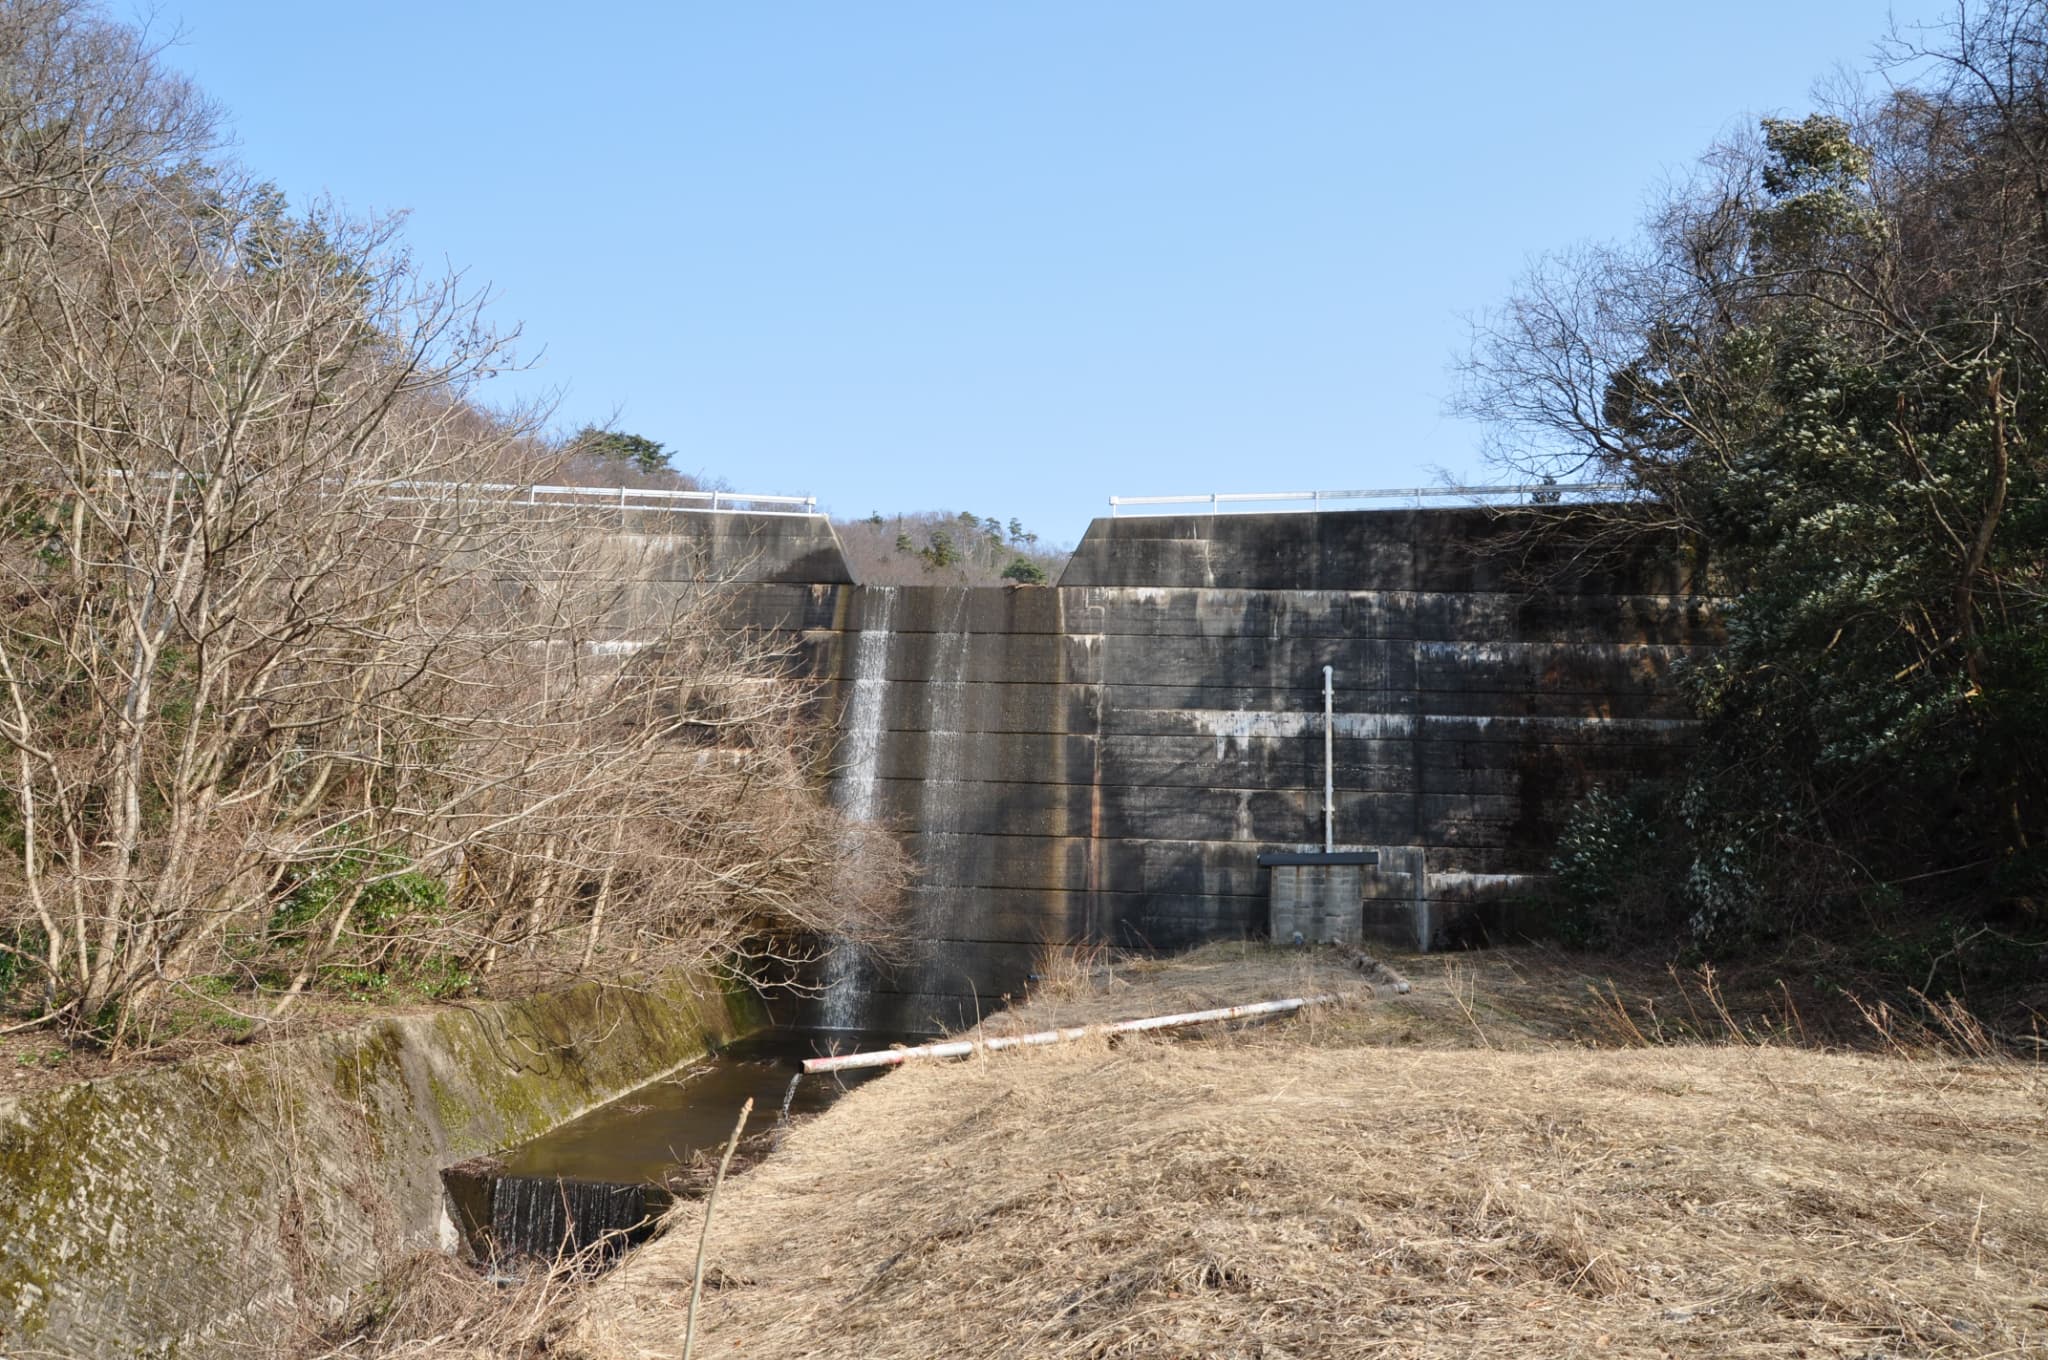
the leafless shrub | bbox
[0,0,907,1046]
[284,1248,582,1360]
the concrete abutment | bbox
[674,507,1709,1033]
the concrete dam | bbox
[664,505,1709,1033]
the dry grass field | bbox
[559,946,2048,1360]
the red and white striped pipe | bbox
[800,993,1342,1074]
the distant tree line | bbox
[555,425,731,495]
[1464,1,2046,996]
[835,510,1069,586]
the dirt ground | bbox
[560,945,2048,1360]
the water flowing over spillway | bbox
[482,1176,655,1263]
[834,586,896,825]
[819,587,896,1031]
[814,584,1059,1034]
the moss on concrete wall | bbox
[0,973,764,1358]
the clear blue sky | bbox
[162,1,1941,546]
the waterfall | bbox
[819,588,897,1030]
[835,587,896,822]
[481,1175,665,1261]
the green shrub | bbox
[1546,785,1678,949]
[1000,557,1047,585]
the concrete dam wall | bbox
[620,507,1711,1033]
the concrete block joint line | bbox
[693,503,1707,1035]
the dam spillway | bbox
[634,506,1710,1033]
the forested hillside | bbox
[1464,1,2046,1000]
[0,0,903,1050]
[834,509,1070,586]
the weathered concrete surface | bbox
[607,511,855,586]
[773,508,1713,1032]
[566,508,1705,1029]
[1268,862,1368,947]
[0,975,763,1359]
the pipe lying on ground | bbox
[800,994,1343,1074]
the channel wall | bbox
[0,975,763,1357]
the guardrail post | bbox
[1210,493,1219,515]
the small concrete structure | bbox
[1259,850,1380,946]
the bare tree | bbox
[0,1,906,1045]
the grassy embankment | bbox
[315,945,2046,1359]
[556,945,2046,1360]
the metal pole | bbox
[1323,664,1335,853]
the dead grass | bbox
[971,941,1383,1037]
[981,941,1823,1054]
[280,1249,587,1360]
[566,947,2048,1360]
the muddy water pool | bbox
[444,1027,905,1260]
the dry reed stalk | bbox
[286,1242,604,1359]
[1437,957,1495,1050]
[685,1097,755,1360]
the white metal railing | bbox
[1108,483,1634,516]
[498,483,817,516]
[103,469,820,517]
